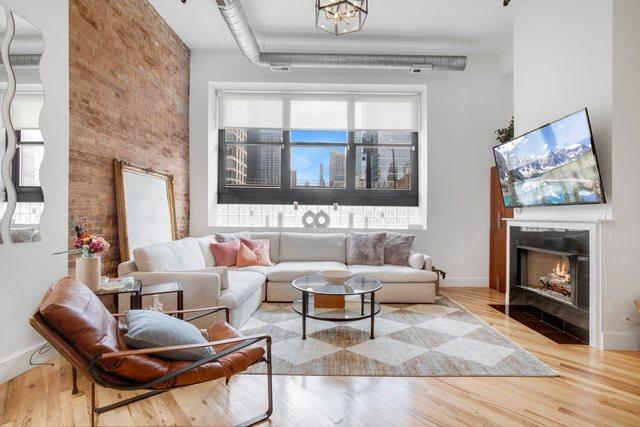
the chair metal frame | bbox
[33,306,273,427]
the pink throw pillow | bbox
[237,239,272,267]
[210,240,241,267]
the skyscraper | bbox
[319,163,326,187]
[329,149,346,188]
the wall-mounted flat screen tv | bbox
[493,109,606,208]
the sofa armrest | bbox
[422,255,433,271]
[130,271,223,318]
[118,261,138,276]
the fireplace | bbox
[509,227,590,343]
[517,246,579,306]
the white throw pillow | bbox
[133,238,206,272]
[408,251,425,270]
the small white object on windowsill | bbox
[147,295,164,312]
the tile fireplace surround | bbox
[506,220,601,348]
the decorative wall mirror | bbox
[114,159,177,262]
[0,8,44,244]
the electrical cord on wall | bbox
[29,343,54,367]
[601,203,639,326]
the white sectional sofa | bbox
[118,232,438,328]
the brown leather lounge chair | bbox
[29,278,272,427]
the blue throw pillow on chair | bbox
[124,310,214,361]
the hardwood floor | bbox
[2,288,639,426]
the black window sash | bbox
[218,129,418,207]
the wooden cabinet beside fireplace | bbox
[489,166,513,293]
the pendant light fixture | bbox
[315,0,368,36]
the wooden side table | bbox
[137,282,184,318]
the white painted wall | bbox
[513,0,612,222]
[605,0,640,348]
[513,0,640,348]
[189,49,513,286]
[0,0,68,383]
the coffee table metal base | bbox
[292,291,381,340]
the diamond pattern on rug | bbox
[405,304,459,317]
[386,325,453,350]
[345,317,410,336]
[431,337,516,367]
[415,317,482,337]
[242,295,557,377]
[310,326,373,348]
[346,337,428,366]
[239,317,269,332]
[272,337,342,365]
[273,317,337,335]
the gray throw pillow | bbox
[124,310,214,361]
[215,232,250,242]
[347,232,387,266]
[384,232,415,266]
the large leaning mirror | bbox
[0,9,44,244]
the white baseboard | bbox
[0,342,57,385]
[601,332,640,350]
[440,277,489,287]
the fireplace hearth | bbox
[509,227,590,343]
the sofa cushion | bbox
[229,265,274,277]
[347,232,387,266]
[133,238,206,272]
[279,232,346,263]
[384,232,415,266]
[268,261,348,282]
[249,232,281,263]
[347,264,438,283]
[219,271,266,309]
[195,235,217,267]
[215,232,250,242]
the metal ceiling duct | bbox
[214,0,467,72]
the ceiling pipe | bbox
[213,0,467,72]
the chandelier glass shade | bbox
[315,0,368,35]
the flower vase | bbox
[76,255,102,291]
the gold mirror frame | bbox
[114,159,177,262]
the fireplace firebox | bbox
[517,246,579,307]
[508,227,590,343]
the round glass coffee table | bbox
[291,274,382,340]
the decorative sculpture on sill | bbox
[301,209,331,228]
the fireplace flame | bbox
[553,260,571,281]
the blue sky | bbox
[498,110,591,161]
[290,130,346,186]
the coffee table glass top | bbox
[292,274,382,295]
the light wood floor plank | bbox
[1,288,639,426]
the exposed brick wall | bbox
[69,0,190,276]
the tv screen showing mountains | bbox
[494,110,605,207]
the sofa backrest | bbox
[279,232,346,263]
[133,237,206,272]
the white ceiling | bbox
[149,0,528,56]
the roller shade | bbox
[218,91,420,131]
[355,95,419,131]
[218,92,284,128]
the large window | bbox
[217,92,419,206]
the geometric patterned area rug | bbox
[242,295,557,377]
